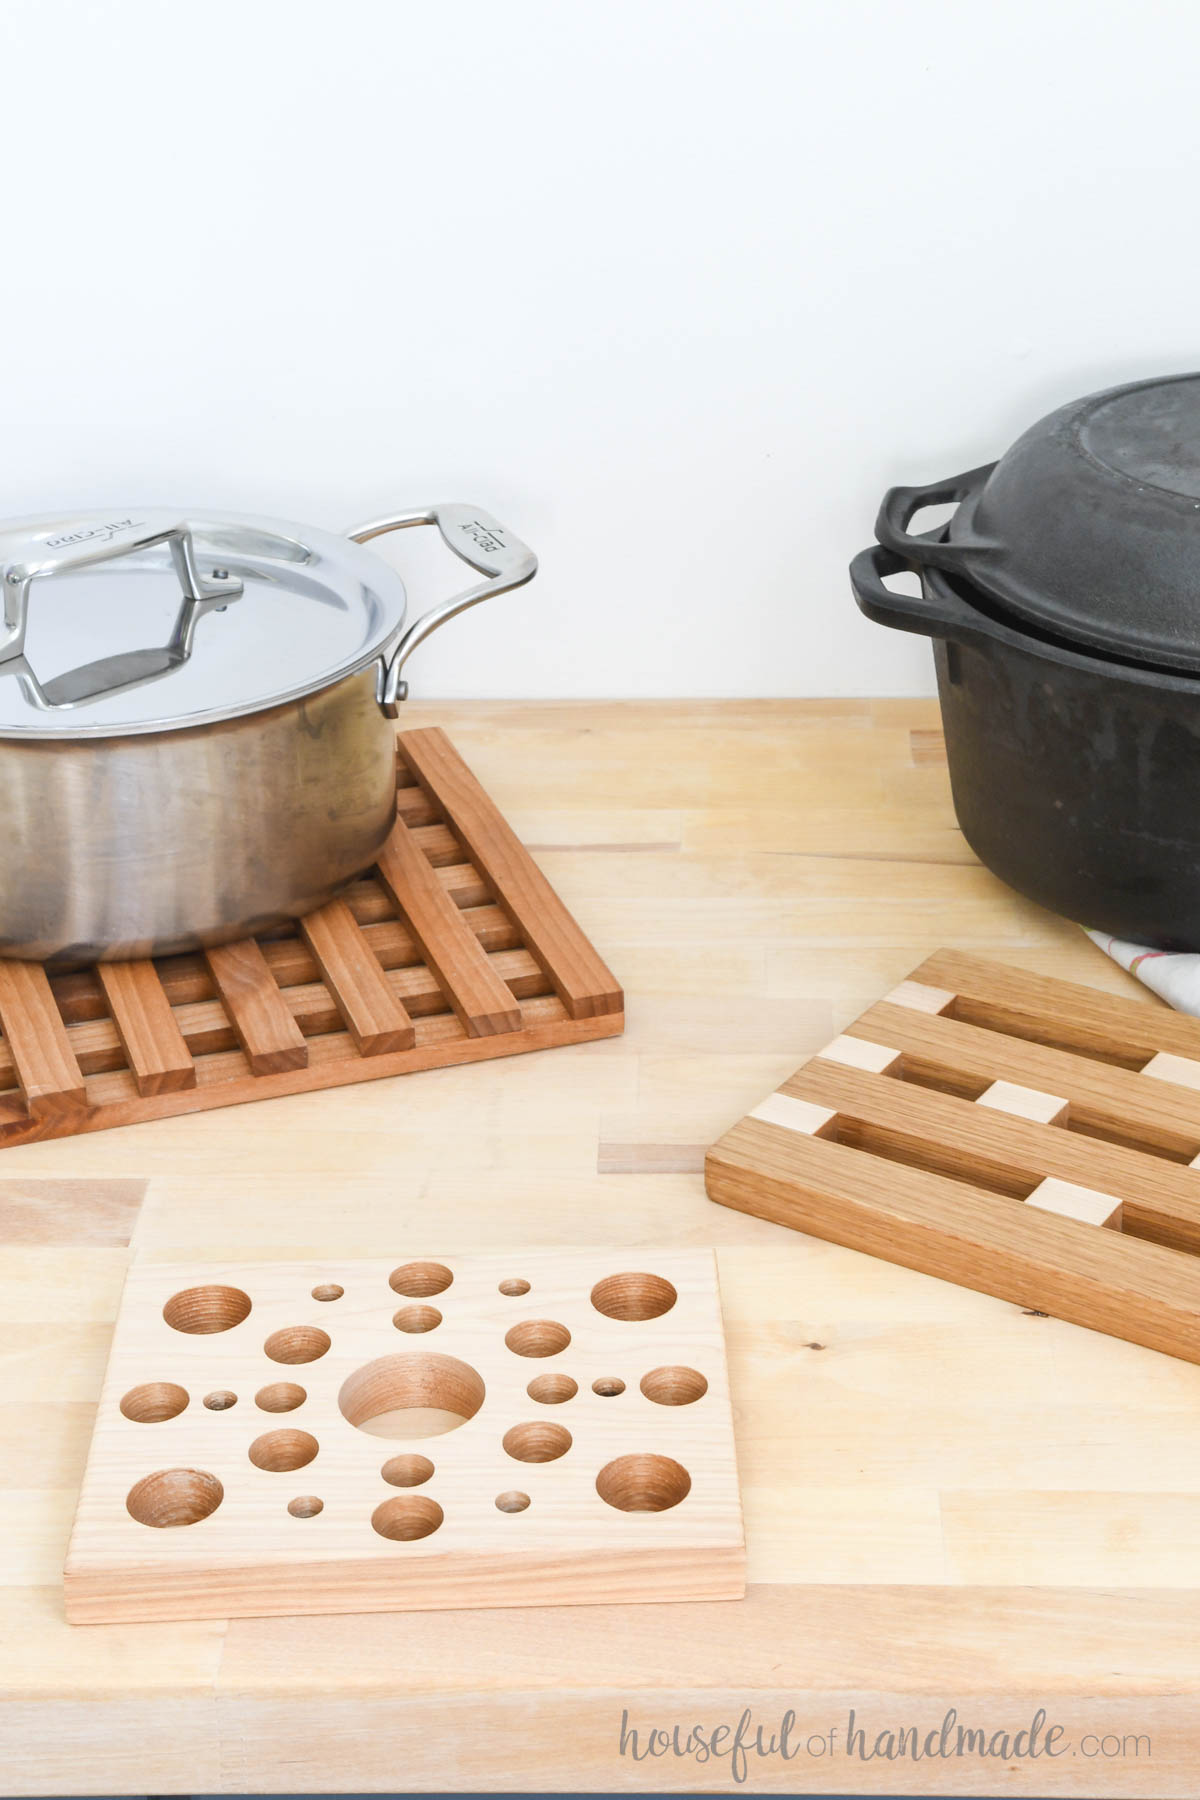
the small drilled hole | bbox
[499,1278,530,1296]
[162,1284,251,1334]
[503,1421,572,1463]
[592,1377,625,1397]
[496,1490,531,1513]
[641,1366,708,1406]
[596,1453,691,1512]
[527,1373,578,1404]
[372,1494,444,1541]
[288,1495,323,1518]
[505,1319,571,1358]
[264,1326,331,1365]
[393,1304,442,1334]
[126,1468,223,1528]
[203,1390,238,1411]
[382,1453,435,1487]
[312,1283,344,1302]
[120,1382,189,1423]
[590,1273,677,1321]
[256,1382,306,1413]
[249,1429,319,1472]
[389,1261,453,1298]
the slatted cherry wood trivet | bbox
[64,1249,744,1623]
[707,949,1200,1365]
[0,727,622,1148]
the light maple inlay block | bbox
[749,1093,837,1136]
[707,948,1200,1367]
[65,1250,744,1624]
[977,1079,1069,1125]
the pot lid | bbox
[876,372,1200,673]
[0,509,406,738]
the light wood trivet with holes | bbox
[0,727,623,1149]
[706,949,1200,1364]
[64,1249,744,1623]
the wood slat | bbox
[401,727,623,1020]
[376,819,522,1039]
[203,942,309,1076]
[0,963,86,1122]
[96,962,196,1097]
[299,901,415,1056]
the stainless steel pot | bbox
[0,503,536,965]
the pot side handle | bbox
[346,505,538,718]
[850,543,999,650]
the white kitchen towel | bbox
[1086,930,1200,1015]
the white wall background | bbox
[2,0,1199,698]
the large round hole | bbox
[256,1381,306,1413]
[496,1490,530,1513]
[126,1467,223,1528]
[249,1429,319,1472]
[640,1366,708,1406]
[527,1373,577,1405]
[504,1319,571,1358]
[203,1390,238,1412]
[288,1495,323,1518]
[372,1494,444,1541]
[338,1352,485,1439]
[498,1278,530,1296]
[590,1273,677,1322]
[393,1304,442,1334]
[596,1454,691,1512]
[162,1285,251,1334]
[311,1283,343,1302]
[382,1454,435,1488]
[503,1421,572,1463]
[120,1382,189,1423]
[389,1261,453,1298]
[264,1326,330,1365]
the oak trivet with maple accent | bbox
[64,1249,744,1623]
[0,727,623,1148]
[707,950,1200,1364]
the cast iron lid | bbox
[0,509,407,739]
[876,372,1200,673]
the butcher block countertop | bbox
[4,699,1199,1796]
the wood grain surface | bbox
[2,701,1198,1796]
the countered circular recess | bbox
[498,1278,530,1297]
[388,1261,453,1298]
[338,1351,486,1439]
[288,1495,324,1518]
[162,1284,251,1334]
[203,1390,238,1411]
[504,1319,571,1358]
[120,1382,189,1423]
[264,1326,331,1365]
[249,1429,319,1472]
[311,1283,344,1302]
[256,1381,307,1413]
[392,1304,442,1334]
[126,1467,223,1528]
[382,1453,435,1488]
[640,1366,707,1406]
[503,1421,572,1463]
[592,1377,625,1397]
[495,1490,531,1513]
[527,1373,578,1405]
[372,1494,444,1541]
[596,1454,691,1513]
[590,1273,677,1322]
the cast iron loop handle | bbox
[346,504,538,719]
[874,461,998,575]
[0,516,244,709]
[849,542,999,651]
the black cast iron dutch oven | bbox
[850,372,1200,950]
